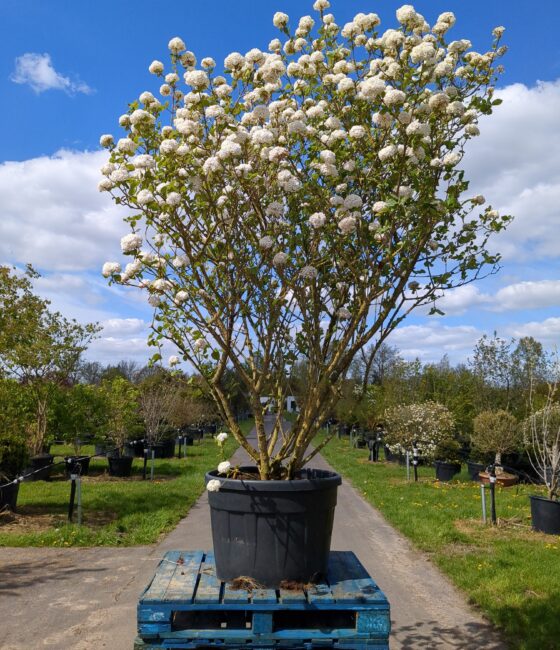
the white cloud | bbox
[493,280,560,312]
[508,317,560,347]
[463,79,560,261]
[435,280,560,315]
[0,149,125,272]
[10,53,94,95]
[388,323,482,362]
[435,285,491,316]
[101,318,147,337]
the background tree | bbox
[0,266,100,455]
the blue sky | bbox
[1,0,559,365]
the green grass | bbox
[0,422,251,548]
[319,432,560,650]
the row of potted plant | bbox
[381,400,560,534]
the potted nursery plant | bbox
[99,377,140,477]
[525,396,560,535]
[384,401,456,479]
[0,433,28,512]
[472,409,520,487]
[139,373,178,458]
[433,438,463,481]
[101,4,508,586]
[56,383,107,476]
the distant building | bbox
[259,396,299,413]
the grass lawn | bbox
[0,421,250,548]
[319,432,560,650]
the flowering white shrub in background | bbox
[100,2,509,479]
[384,401,455,461]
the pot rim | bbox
[206,465,341,492]
[529,494,560,505]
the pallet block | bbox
[136,550,390,649]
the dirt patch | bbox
[0,506,118,534]
[454,517,540,542]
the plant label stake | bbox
[406,451,410,481]
[68,472,77,522]
[76,474,82,525]
[413,443,419,482]
[150,447,155,481]
[488,464,497,525]
[143,447,149,480]
[480,483,487,524]
[368,437,375,462]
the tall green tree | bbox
[0,266,100,455]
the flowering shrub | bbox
[100,3,509,479]
[384,401,455,461]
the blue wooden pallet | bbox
[135,550,390,649]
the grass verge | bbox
[0,422,250,547]
[319,432,560,650]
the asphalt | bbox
[0,420,507,649]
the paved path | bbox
[0,421,506,649]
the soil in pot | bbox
[467,460,485,481]
[206,466,341,588]
[64,456,91,477]
[479,471,518,488]
[530,495,560,535]
[107,455,133,477]
[28,454,54,481]
[0,481,19,512]
[434,461,461,482]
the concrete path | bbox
[0,421,507,649]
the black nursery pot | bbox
[152,438,176,459]
[0,481,19,512]
[107,455,133,477]
[434,460,461,482]
[64,456,91,477]
[29,453,54,481]
[530,495,560,535]
[467,460,485,482]
[206,466,341,588]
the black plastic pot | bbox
[124,440,145,458]
[383,445,394,462]
[530,495,560,535]
[0,481,19,512]
[107,455,133,477]
[152,439,176,459]
[467,460,485,482]
[94,443,108,457]
[435,461,461,482]
[206,466,341,588]
[64,456,91,476]
[29,453,54,481]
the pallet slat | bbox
[194,552,222,604]
[328,551,384,603]
[143,551,186,601]
[164,551,204,602]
